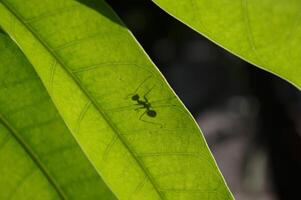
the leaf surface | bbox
[0,31,116,199]
[152,0,301,89]
[0,0,233,199]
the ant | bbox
[108,75,175,127]
[127,76,164,127]
[131,87,157,118]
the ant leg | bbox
[149,96,177,105]
[134,106,145,111]
[105,102,143,112]
[151,104,184,113]
[139,112,163,128]
[139,111,147,118]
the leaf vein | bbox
[0,1,166,199]
[0,112,67,200]
[241,0,266,65]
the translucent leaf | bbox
[152,0,301,89]
[0,31,116,200]
[0,0,233,199]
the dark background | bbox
[106,1,301,199]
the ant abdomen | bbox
[147,110,157,117]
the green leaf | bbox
[0,0,233,199]
[152,0,301,89]
[0,31,116,199]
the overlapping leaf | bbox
[0,31,116,200]
[152,0,301,89]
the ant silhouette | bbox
[131,87,156,118]
[127,76,164,127]
[106,75,176,127]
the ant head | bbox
[147,110,157,117]
[131,94,139,101]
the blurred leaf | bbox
[0,0,233,199]
[152,0,301,89]
[0,31,116,199]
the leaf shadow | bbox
[0,28,6,34]
[76,0,125,28]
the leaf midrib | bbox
[0,112,67,200]
[0,1,165,199]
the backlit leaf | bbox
[0,31,116,200]
[0,0,233,199]
[152,0,301,89]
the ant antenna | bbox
[143,85,156,100]
[133,75,153,94]
[125,75,153,99]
